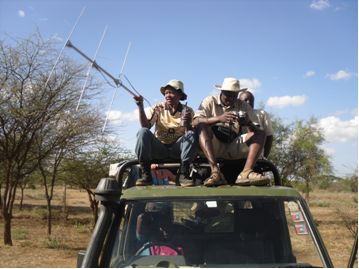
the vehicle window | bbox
[284,201,324,267]
[110,198,326,268]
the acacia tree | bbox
[36,109,102,236]
[0,33,101,245]
[62,140,134,225]
[269,117,332,199]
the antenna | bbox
[101,42,132,133]
[76,25,108,111]
[44,7,86,90]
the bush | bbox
[13,227,28,240]
[45,236,69,249]
[317,178,330,190]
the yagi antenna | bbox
[65,40,138,97]
[76,25,108,111]
[102,42,132,133]
[44,6,86,90]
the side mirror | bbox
[347,230,358,268]
[77,250,86,267]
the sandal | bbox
[204,171,227,187]
[236,169,270,186]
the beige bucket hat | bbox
[215,77,241,92]
[160,79,187,100]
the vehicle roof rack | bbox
[115,158,282,189]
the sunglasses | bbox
[221,91,239,98]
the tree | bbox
[0,33,101,245]
[269,117,332,199]
[62,139,134,225]
[36,102,103,236]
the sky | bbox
[0,0,357,177]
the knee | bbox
[137,127,152,140]
[251,129,265,144]
[183,130,198,144]
[196,123,213,139]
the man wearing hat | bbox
[193,77,269,187]
[134,79,198,187]
[239,89,273,158]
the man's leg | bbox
[197,124,226,187]
[169,130,198,186]
[236,130,270,186]
[135,128,169,186]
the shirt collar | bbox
[164,102,183,114]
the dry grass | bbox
[0,186,357,267]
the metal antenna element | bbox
[76,25,108,111]
[65,41,137,97]
[44,6,86,90]
[102,42,133,133]
[123,75,151,107]
[119,42,131,78]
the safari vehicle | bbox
[78,158,357,268]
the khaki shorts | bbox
[198,134,249,159]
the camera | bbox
[234,110,247,126]
[234,110,259,131]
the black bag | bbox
[212,125,238,143]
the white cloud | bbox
[327,70,352,80]
[49,33,63,42]
[322,146,336,156]
[305,70,316,77]
[18,10,25,17]
[316,116,358,143]
[334,108,358,117]
[266,95,307,108]
[107,109,138,124]
[239,78,262,92]
[310,0,330,10]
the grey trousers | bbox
[135,128,198,164]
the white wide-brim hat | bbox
[215,77,241,92]
[160,79,187,100]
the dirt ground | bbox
[0,187,357,268]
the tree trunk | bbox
[0,183,2,210]
[19,187,24,211]
[62,183,67,213]
[305,179,310,201]
[86,190,99,227]
[3,212,13,246]
[46,198,52,236]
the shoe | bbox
[178,174,194,187]
[235,169,270,186]
[178,163,194,187]
[204,171,227,187]
[136,176,153,186]
[136,162,153,186]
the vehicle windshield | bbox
[109,197,325,268]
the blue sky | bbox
[0,0,357,176]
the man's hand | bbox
[181,109,192,127]
[134,95,144,107]
[217,111,237,124]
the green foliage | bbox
[268,116,332,197]
[45,236,69,249]
[61,139,134,191]
[31,207,48,220]
[13,227,28,240]
[73,221,90,234]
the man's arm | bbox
[193,113,237,127]
[134,95,151,128]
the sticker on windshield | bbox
[291,211,304,222]
[294,223,308,235]
[287,201,299,212]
